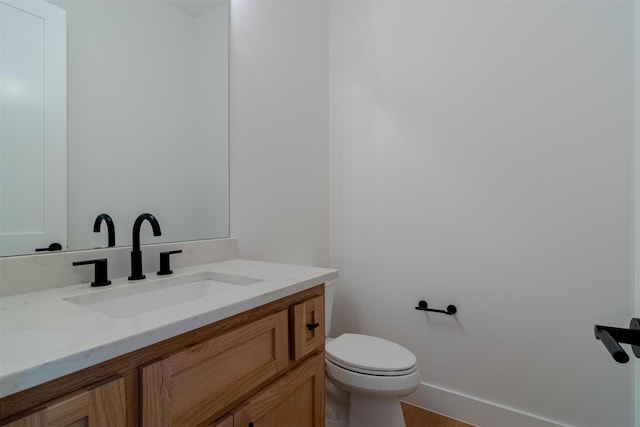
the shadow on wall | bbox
[331,285,365,337]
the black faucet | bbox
[94,213,115,247]
[128,213,162,281]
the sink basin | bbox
[65,272,263,319]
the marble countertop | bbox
[0,259,338,398]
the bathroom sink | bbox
[64,272,263,319]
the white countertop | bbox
[0,259,338,398]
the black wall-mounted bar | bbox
[594,318,640,364]
[415,300,457,315]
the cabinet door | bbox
[4,377,125,427]
[291,295,324,360]
[4,411,45,427]
[232,353,324,427]
[0,0,66,256]
[142,310,289,427]
[209,414,233,427]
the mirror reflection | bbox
[0,0,229,256]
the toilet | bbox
[324,280,421,427]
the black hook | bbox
[415,300,457,315]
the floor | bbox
[401,402,474,427]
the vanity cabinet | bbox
[141,311,289,426]
[291,296,325,361]
[231,352,324,427]
[0,285,325,427]
[4,377,125,427]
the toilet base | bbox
[326,376,349,427]
[349,394,406,427]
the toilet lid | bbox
[326,333,417,376]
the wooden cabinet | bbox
[0,285,325,427]
[232,353,324,427]
[4,377,125,427]
[209,414,234,427]
[2,411,44,427]
[291,295,324,361]
[141,311,289,426]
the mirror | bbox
[0,0,229,256]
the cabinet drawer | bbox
[141,310,289,427]
[291,295,324,360]
[232,352,325,427]
[3,377,126,427]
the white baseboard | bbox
[402,382,570,427]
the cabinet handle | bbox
[35,242,62,252]
[306,322,321,331]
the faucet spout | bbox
[93,213,115,247]
[129,213,162,280]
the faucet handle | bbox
[158,250,182,275]
[73,258,111,287]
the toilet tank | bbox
[325,279,338,337]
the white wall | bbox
[229,0,329,267]
[329,2,635,426]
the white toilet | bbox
[324,280,421,427]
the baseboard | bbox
[402,382,570,427]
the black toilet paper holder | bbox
[415,300,457,315]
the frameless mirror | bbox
[0,0,229,256]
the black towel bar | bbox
[415,300,457,315]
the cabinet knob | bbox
[306,322,321,331]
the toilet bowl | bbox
[324,281,421,427]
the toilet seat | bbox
[326,333,417,376]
